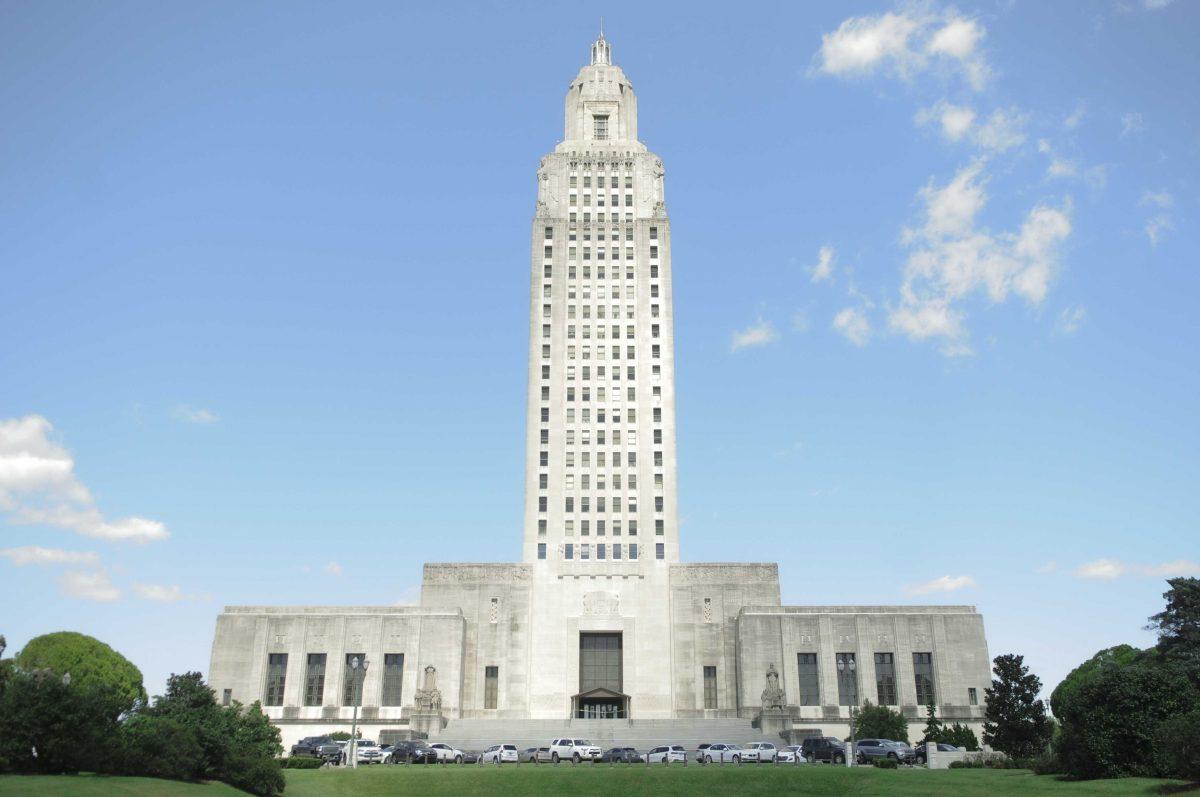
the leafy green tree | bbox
[921,702,945,743]
[942,723,980,751]
[983,654,1051,759]
[1146,577,1200,669]
[15,632,145,713]
[853,700,909,741]
[0,669,124,773]
[1153,708,1200,781]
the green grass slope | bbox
[0,774,250,796]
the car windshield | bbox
[359,741,377,747]
[574,739,591,746]
[502,745,515,750]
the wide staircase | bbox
[433,717,765,753]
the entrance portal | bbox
[575,633,628,718]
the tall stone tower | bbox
[522,31,679,575]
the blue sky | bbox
[1,1,1196,701]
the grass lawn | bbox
[283,763,1195,797]
[0,773,249,796]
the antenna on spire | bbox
[599,17,604,38]
[590,24,611,65]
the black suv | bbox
[801,736,847,764]
[290,735,332,757]
[387,740,437,764]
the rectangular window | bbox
[612,543,622,559]
[537,543,547,559]
[597,544,606,560]
[655,543,664,560]
[222,688,232,706]
[968,687,978,706]
[342,653,366,706]
[565,543,574,559]
[303,653,326,706]
[579,633,622,693]
[629,543,638,559]
[836,652,858,707]
[484,666,499,710]
[797,653,820,706]
[913,653,935,706]
[380,653,404,706]
[703,665,718,709]
[874,652,897,706]
[581,544,590,560]
[594,115,609,140]
[265,653,287,706]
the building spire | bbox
[590,25,611,66]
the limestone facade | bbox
[207,33,992,749]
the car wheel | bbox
[705,755,713,764]
[455,755,462,764]
[551,753,559,764]
[916,754,925,765]
[733,755,740,764]
[857,753,866,765]
[573,753,580,764]
[834,753,844,764]
[888,752,898,761]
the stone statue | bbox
[761,663,785,711]
[414,665,442,713]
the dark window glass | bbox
[703,666,717,709]
[342,653,366,706]
[874,653,897,705]
[382,653,404,707]
[265,653,287,706]
[579,633,622,692]
[797,653,820,706]
[484,666,499,709]
[304,653,326,706]
[913,653,935,706]
[836,652,858,707]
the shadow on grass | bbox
[1154,784,1200,795]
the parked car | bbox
[315,743,342,764]
[777,746,800,763]
[428,742,466,763]
[801,736,848,764]
[599,747,643,763]
[461,750,482,764]
[695,743,712,760]
[745,742,778,762]
[701,743,753,764]
[548,738,602,763]
[481,744,520,764]
[854,738,895,763]
[353,740,385,764]
[290,735,332,757]
[646,745,687,764]
[390,741,436,763]
[525,746,553,763]
[913,742,961,765]
[886,741,916,763]
[519,747,541,763]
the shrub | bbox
[942,723,979,751]
[330,731,353,741]
[121,714,203,781]
[0,670,124,774]
[872,757,899,769]
[948,753,1009,769]
[282,756,325,769]
[1154,708,1200,781]
[224,751,285,797]
[853,700,909,742]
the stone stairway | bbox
[432,717,767,753]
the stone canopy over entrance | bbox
[574,687,629,719]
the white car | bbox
[702,743,755,764]
[353,740,384,764]
[745,742,777,762]
[480,744,519,764]
[646,745,687,764]
[548,738,602,763]
[428,742,465,763]
[778,745,804,763]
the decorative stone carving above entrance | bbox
[582,590,619,616]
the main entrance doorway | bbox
[574,633,629,718]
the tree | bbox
[921,702,945,743]
[983,654,1051,759]
[853,700,909,741]
[15,632,145,713]
[942,723,980,751]
[1146,577,1200,668]
[0,669,124,773]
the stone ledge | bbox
[221,606,463,617]
[740,605,979,616]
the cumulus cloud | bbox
[1064,102,1087,130]
[810,246,836,283]
[888,161,1072,355]
[972,108,1027,152]
[0,416,167,543]
[730,319,779,352]
[1055,305,1087,336]
[815,8,989,90]
[1141,190,1173,246]
[917,103,1025,152]
[905,574,976,595]
[0,545,100,567]
[1075,558,1199,580]
[833,307,871,346]
[133,583,185,602]
[916,101,977,142]
[59,570,120,602]
[171,405,219,424]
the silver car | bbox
[646,745,687,764]
[745,742,777,762]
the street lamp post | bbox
[347,656,369,769]
[837,656,858,767]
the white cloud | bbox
[917,103,1025,152]
[1055,305,1087,335]
[1047,159,1078,179]
[1075,558,1200,580]
[171,405,219,424]
[905,574,976,595]
[730,319,779,352]
[816,9,989,90]
[1141,190,1174,246]
[1141,190,1173,209]
[916,101,977,142]
[133,583,185,602]
[325,561,344,576]
[0,415,167,543]
[888,161,1072,354]
[832,307,871,346]
[810,245,836,283]
[1120,112,1146,137]
[1064,102,1087,130]
[1144,0,1175,9]
[0,545,100,567]
[59,570,120,602]
[972,108,1027,152]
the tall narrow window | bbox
[538,543,547,560]
[484,666,499,710]
[874,652,897,705]
[382,653,404,707]
[222,688,232,707]
[913,652,935,706]
[304,653,326,706]
[703,666,718,709]
[265,653,287,706]
[797,653,820,706]
[593,115,609,140]
[836,652,858,707]
[343,653,366,706]
[655,543,664,559]
[968,687,978,706]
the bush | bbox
[853,700,909,742]
[948,753,1010,769]
[942,723,979,751]
[282,756,325,769]
[224,751,285,797]
[1154,708,1200,781]
[872,757,899,769]
[0,670,124,774]
[121,714,203,781]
